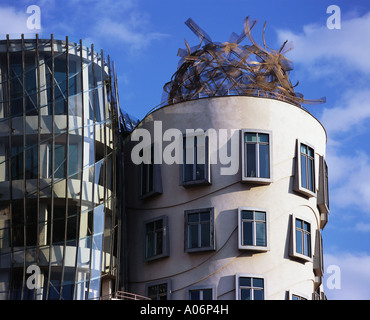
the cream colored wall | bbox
[125,96,327,300]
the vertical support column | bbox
[60,36,70,300]
[6,34,14,300]
[21,33,27,300]
[46,34,55,300]
[73,39,84,300]
[86,44,96,299]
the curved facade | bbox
[125,96,329,300]
[0,35,122,300]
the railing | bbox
[96,291,151,300]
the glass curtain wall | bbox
[0,35,121,300]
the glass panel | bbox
[93,205,105,235]
[200,212,210,222]
[301,144,307,154]
[308,146,314,157]
[203,289,213,300]
[240,288,251,300]
[304,233,311,256]
[188,213,199,223]
[146,231,154,258]
[189,224,198,248]
[246,143,256,177]
[242,210,253,220]
[242,221,253,246]
[256,222,266,246]
[296,219,303,229]
[259,144,270,178]
[301,155,307,189]
[245,133,256,142]
[156,229,163,255]
[239,277,251,287]
[255,211,265,221]
[189,290,200,300]
[308,158,314,191]
[201,222,210,247]
[253,289,264,300]
[258,133,269,143]
[155,219,163,230]
[253,278,264,288]
[195,162,205,181]
[296,230,303,254]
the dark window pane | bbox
[239,277,251,287]
[254,289,264,300]
[242,210,253,220]
[240,288,251,300]
[201,222,210,247]
[253,278,264,288]
[256,222,266,246]
[296,230,303,254]
[189,224,198,248]
[189,290,200,300]
[259,144,270,178]
[156,230,163,255]
[246,143,256,177]
[202,289,213,300]
[242,221,253,246]
[301,154,307,189]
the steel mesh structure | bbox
[162,17,325,107]
[0,34,123,300]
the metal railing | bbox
[96,291,151,300]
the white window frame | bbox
[187,285,216,300]
[238,207,269,252]
[294,140,316,198]
[235,274,266,300]
[184,207,215,253]
[289,214,313,263]
[143,215,169,262]
[180,131,211,187]
[241,129,273,184]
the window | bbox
[238,208,268,251]
[294,141,316,197]
[184,208,215,252]
[318,156,329,214]
[188,287,214,300]
[290,215,312,262]
[291,294,307,300]
[140,144,162,199]
[313,230,324,278]
[144,216,169,261]
[181,133,210,186]
[146,280,171,300]
[241,130,272,184]
[236,275,265,300]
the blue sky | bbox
[1,0,370,299]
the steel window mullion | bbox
[73,39,84,300]
[86,44,96,299]
[35,34,41,301]
[46,33,55,300]
[21,33,27,300]
[6,34,14,301]
[60,36,69,300]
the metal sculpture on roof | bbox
[162,17,325,107]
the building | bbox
[124,18,330,300]
[0,35,123,300]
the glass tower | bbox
[0,35,122,300]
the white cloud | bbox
[0,6,38,37]
[324,252,370,300]
[320,89,370,137]
[326,149,370,210]
[277,12,370,75]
